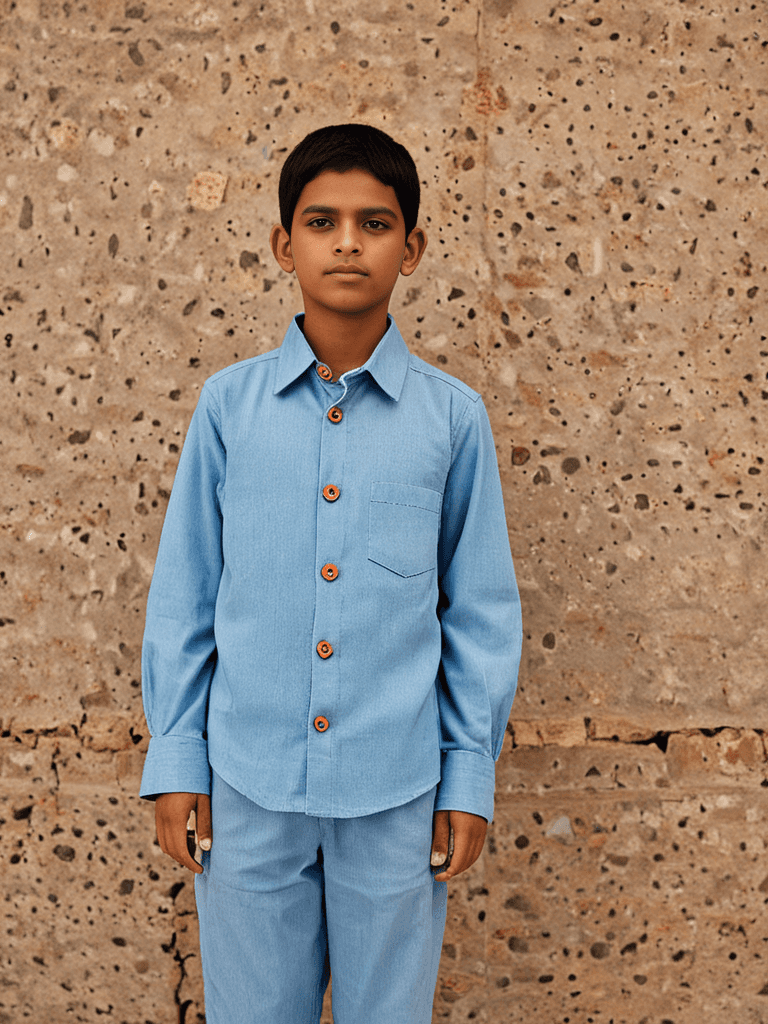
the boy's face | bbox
[270,168,426,322]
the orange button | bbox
[322,484,340,502]
[321,563,339,581]
[328,406,343,423]
[314,715,329,732]
[317,364,333,381]
[316,640,333,659]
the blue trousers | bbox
[194,771,448,1023]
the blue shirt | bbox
[139,315,522,821]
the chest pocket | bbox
[368,481,442,578]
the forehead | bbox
[294,168,403,219]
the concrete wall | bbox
[1,0,766,1021]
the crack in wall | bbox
[509,719,768,750]
[174,949,195,1024]
[585,722,766,754]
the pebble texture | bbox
[0,0,766,1021]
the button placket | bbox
[307,371,350,814]
[323,366,357,425]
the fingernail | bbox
[431,851,446,866]
[200,838,211,851]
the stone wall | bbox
[1,0,766,1021]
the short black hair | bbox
[278,123,420,236]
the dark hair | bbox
[278,123,420,236]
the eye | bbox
[365,219,388,231]
[308,217,332,228]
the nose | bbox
[334,220,361,255]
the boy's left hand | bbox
[431,809,487,881]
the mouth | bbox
[326,265,368,276]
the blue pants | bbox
[195,771,448,1023]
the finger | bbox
[196,793,212,852]
[159,815,202,873]
[434,813,486,881]
[431,810,451,868]
[155,794,203,874]
[166,816,203,874]
[434,819,470,880]
[165,811,202,876]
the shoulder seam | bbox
[205,350,280,386]
[450,391,476,451]
[409,361,481,402]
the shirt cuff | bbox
[139,735,211,800]
[435,749,496,823]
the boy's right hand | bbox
[155,792,212,874]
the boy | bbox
[140,123,522,1023]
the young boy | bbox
[140,123,522,1023]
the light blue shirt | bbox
[139,315,522,821]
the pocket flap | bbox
[368,482,442,577]
[370,481,442,514]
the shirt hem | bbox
[210,757,441,818]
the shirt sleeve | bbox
[139,382,225,799]
[435,395,522,823]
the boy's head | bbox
[278,123,420,237]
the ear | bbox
[270,223,295,273]
[399,227,428,278]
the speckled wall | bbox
[1,1,767,1021]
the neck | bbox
[300,305,390,379]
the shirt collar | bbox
[273,314,410,402]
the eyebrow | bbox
[300,204,400,219]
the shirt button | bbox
[316,640,333,659]
[328,406,343,423]
[317,364,333,381]
[314,715,329,732]
[322,484,340,502]
[321,563,339,581]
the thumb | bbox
[431,810,450,867]
[196,793,212,851]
